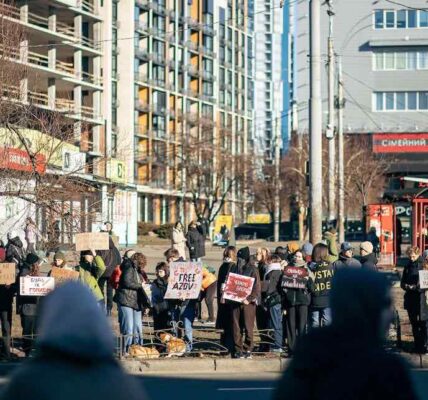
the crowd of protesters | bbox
[1,218,428,360]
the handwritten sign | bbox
[164,262,203,300]
[222,273,255,303]
[75,232,109,251]
[50,267,79,285]
[282,266,309,290]
[419,270,428,290]
[20,276,55,296]
[0,263,16,285]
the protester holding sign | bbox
[17,253,42,356]
[230,248,261,359]
[401,246,428,353]
[114,252,151,356]
[282,252,313,354]
[0,263,15,360]
[76,250,106,304]
[151,262,171,333]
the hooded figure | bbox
[0,282,147,400]
[5,232,25,270]
[274,268,417,400]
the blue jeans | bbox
[171,301,196,352]
[310,307,332,329]
[118,305,142,353]
[268,303,283,350]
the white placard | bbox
[419,270,428,290]
[20,276,55,296]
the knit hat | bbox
[302,242,313,256]
[237,247,250,263]
[360,241,373,254]
[341,242,353,252]
[54,251,66,261]
[26,253,40,265]
[288,242,300,254]
[80,250,93,257]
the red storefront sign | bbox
[373,133,428,153]
[0,147,46,174]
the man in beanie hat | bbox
[302,242,314,263]
[333,242,362,272]
[230,248,261,358]
[359,241,378,272]
[322,227,338,262]
[275,268,417,400]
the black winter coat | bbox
[261,267,282,307]
[97,237,122,278]
[16,263,39,316]
[309,261,334,309]
[281,266,313,307]
[216,261,235,330]
[6,237,25,269]
[114,260,150,311]
[186,228,205,259]
[401,257,428,320]
[333,255,362,271]
[360,253,378,272]
[230,261,261,304]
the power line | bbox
[383,0,428,11]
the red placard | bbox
[373,133,428,153]
[222,273,255,303]
[0,147,46,174]
[282,266,309,289]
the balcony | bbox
[153,104,167,116]
[135,150,151,163]
[153,130,167,140]
[136,0,150,10]
[152,53,166,66]
[184,65,200,78]
[202,25,216,36]
[150,2,166,16]
[135,100,152,112]
[168,9,176,21]
[201,47,216,58]
[135,47,150,61]
[148,26,165,39]
[135,20,149,33]
[186,17,201,30]
[201,70,215,82]
[186,41,199,52]
[185,111,199,125]
[81,0,98,16]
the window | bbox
[385,52,394,69]
[397,10,406,28]
[408,52,417,69]
[375,10,384,29]
[385,11,395,28]
[373,51,427,71]
[396,52,406,69]
[419,51,428,69]
[374,91,428,111]
[420,10,428,27]
[375,52,384,70]
[408,10,417,27]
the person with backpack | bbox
[5,231,25,271]
[97,237,122,316]
[114,252,150,356]
[261,254,283,352]
[282,251,313,354]
[151,262,170,333]
[308,243,335,328]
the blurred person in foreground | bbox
[274,268,417,400]
[0,282,146,400]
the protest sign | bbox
[50,267,79,285]
[222,273,255,303]
[0,263,16,285]
[419,270,428,289]
[20,276,55,296]
[75,232,109,251]
[164,262,203,300]
[282,267,309,290]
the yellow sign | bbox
[247,214,271,224]
[0,128,79,168]
[214,215,233,235]
[108,159,126,183]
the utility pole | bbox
[337,56,345,243]
[274,108,281,243]
[326,1,336,223]
[309,0,323,244]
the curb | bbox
[121,357,290,375]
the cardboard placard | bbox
[222,273,255,303]
[20,276,55,296]
[75,232,109,251]
[0,263,16,285]
[282,267,309,290]
[164,262,203,300]
[419,270,428,290]
[50,267,79,285]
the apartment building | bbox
[0,0,138,244]
[253,0,283,163]
[291,0,428,134]
[117,0,255,226]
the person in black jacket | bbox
[274,268,418,400]
[261,254,283,352]
[5,232,25,271]
[282,252,313,354]
[151,262,170,333]
[114,252,150,355]
[97,236,122,316]
[216,246,237,353]
[230,248,261,359]
[359,241,378,271]
[186,221,205,261]
[255,247,270,352]
[401,246,428,353]
[17,253,42,357]
[308,243,334,328]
